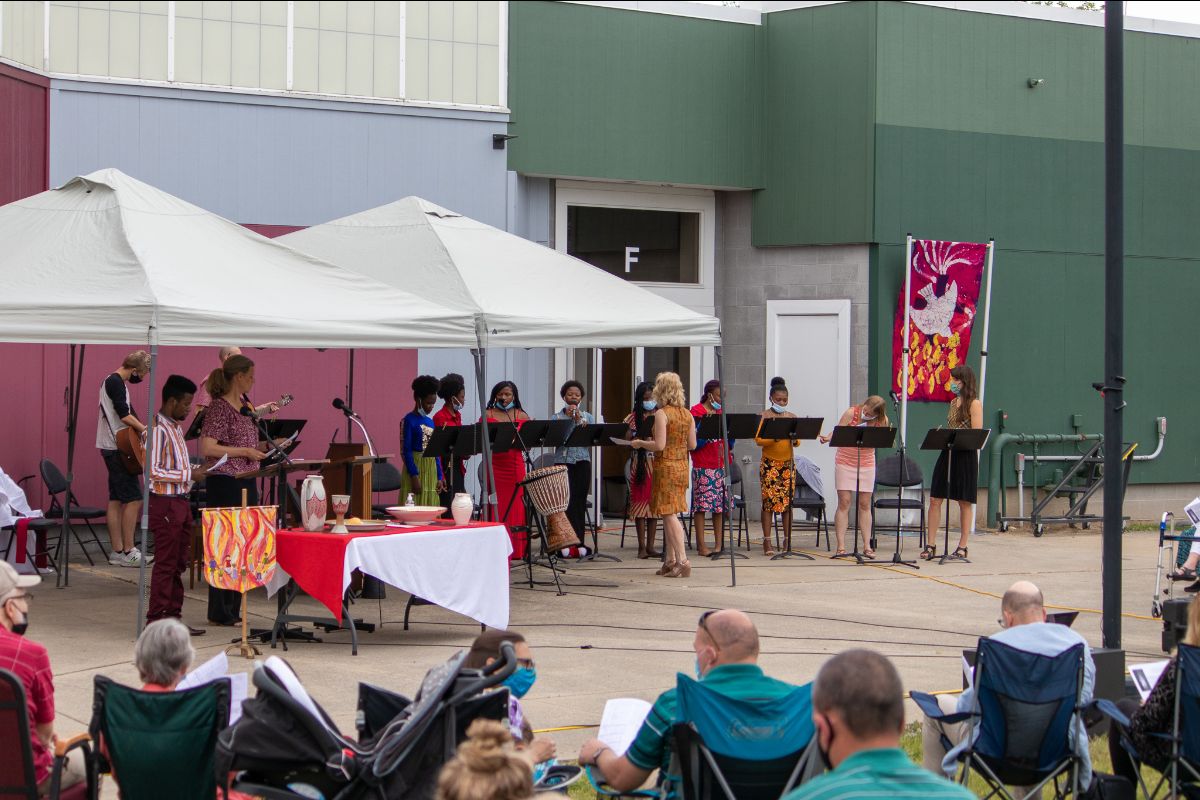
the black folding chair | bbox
[871,454,925,552]
[39,459,108,565]
[791,471,831,552]
[369,460,404,518]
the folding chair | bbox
[670,676,821,800]
[39,460,108,566]
[871,454,925,552]
[913,638,1088,800]
[369,460,404,517]
[792,472,831,552]
[0,668,94,800]
[1100,642,1200,799]
[89,675,230,800]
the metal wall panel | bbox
[0,63,48,205]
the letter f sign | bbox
[624,246,640,273]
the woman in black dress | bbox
[922,365,983,561]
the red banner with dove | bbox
[202,506,278,593]
[892,239,988,402]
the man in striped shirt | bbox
[784,650,973,800]
[146,375,207,635]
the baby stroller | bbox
[217,642,517,800]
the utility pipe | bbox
[986,432,1102,526]
[1023,417,1165,463]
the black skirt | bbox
[930,449,978,502]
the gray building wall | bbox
[717,191,870,508]
[48,80,511,227]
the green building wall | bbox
[506,1,1200,488]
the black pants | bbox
[563,460,592,542]
[438,461,467,519]
[205,475,258,625]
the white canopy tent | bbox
[279,199,748,584]
[0,169,478,629]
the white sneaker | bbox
[120,550,144,567]
[127,546,154,566]
[108,551,126,566]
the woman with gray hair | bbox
[134,618,195,690]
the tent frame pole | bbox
[135,323,158,635]
[900,234,915,449]
[714,343,736,588]
[472,324,496,525]
[58,344,85,589]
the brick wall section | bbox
[716,191,871,507]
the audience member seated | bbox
[785,649,972,799]
[134,618,195,691]
[577,609,796,793]
[436,718,534,800]
[1107,593,1200,786]
[921,580,1095,788]
[0,561,86,796]
[463,629,556,766]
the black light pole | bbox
[1101,1,1125,650]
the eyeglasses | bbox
[698,610,717,637]
[7,592,31,603]
[517,658,535,670]
[996,617,1006,629]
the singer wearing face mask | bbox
[923,364,983,562]
[755,377,799,556]
[689,379,733,558]
[819,395,890,558]
[463,629,557,772]
[623,382,660,560]
[433,373,469,515]
[553,380,594,544]
[485,381,530,560]
[401,375,445,508]
[199,354,269,626]
[0,561,87,796]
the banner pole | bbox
[978,239,996,406]
[900,235,914,449]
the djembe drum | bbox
[524,465,580,551]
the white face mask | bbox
[861,412,876,421]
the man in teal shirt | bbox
[785,649,973,800]
[577,609,797,792]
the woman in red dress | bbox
[485,381,529,560]
[433,373,468,516]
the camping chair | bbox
[89,674,230,800]
[912,638,1088,800]
[1099,642,1200,799]
[871,454,924,554]
[370,460,404,517]
[38,460,108,566]
[0,668,94,800]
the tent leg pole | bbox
[472,342,495,524]
[59,346,78,588]
[135,329,158,636]
[715,344,735,588]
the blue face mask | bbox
[503,666,537,698]
[949,381,962,396]
[694,658,703,681]
[710,398,722,411]
[497,400,515,411]
[642,400,657,411]
[770,402,786,414]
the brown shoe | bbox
[187,626,207,636]
[667,560,692,578]
[656,560,675,576]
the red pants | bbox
[146,495,191,624]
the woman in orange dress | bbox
[485,381,529,560]
[630,372,696,578]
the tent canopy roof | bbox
[281,196,722,348]
[0,170,476,348]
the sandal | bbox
[862,548,877,560]
[919,545,937,561]
[951,546,969,559]
[1168,567,1198,582]
[832,550,851,558]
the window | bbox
[567,206,701,285]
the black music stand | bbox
[920,427,990,565]
[518,419,574,452]
[691,414,746,558]
[757,416,823,560]
[829,425,897,564]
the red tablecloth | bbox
[272,522,510,624]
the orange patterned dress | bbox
[650,406,692,516]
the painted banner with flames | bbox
[892,239,988,402]
[202,505,278,592]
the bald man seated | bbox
[921,581,1096,789]
[577,609,798,792]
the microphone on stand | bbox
[889,390,901,409]
[332,398,359,418]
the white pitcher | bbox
[451,493,473,526]
[300,475,327,532]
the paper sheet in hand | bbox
[597,698,652,755]
[176,651,249,724]
[1186,497,1200,526]
[609,437,632,447]
[211,454,229,471]
[1129,659,1170,702]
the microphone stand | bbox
[340,410,378,459]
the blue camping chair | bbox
[1100,642,1200,799]
[913,638,1087,800]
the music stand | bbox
[691,414,745,558]
[829,426,897,564]
[920,427,990,565]
[757,417,823,560]
[517,419,574,451]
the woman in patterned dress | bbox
[400,374,444,507]
[630,372,695,578]
[755,377,799,556]
[623,381,659,559]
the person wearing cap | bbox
[0,562,86,795]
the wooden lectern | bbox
[321,443,375,520]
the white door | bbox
[765,300,851,509]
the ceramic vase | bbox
[451,493,473,526]
[300,475,327,532]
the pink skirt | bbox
[834,461,875,493]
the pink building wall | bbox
[2,343,417,511]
